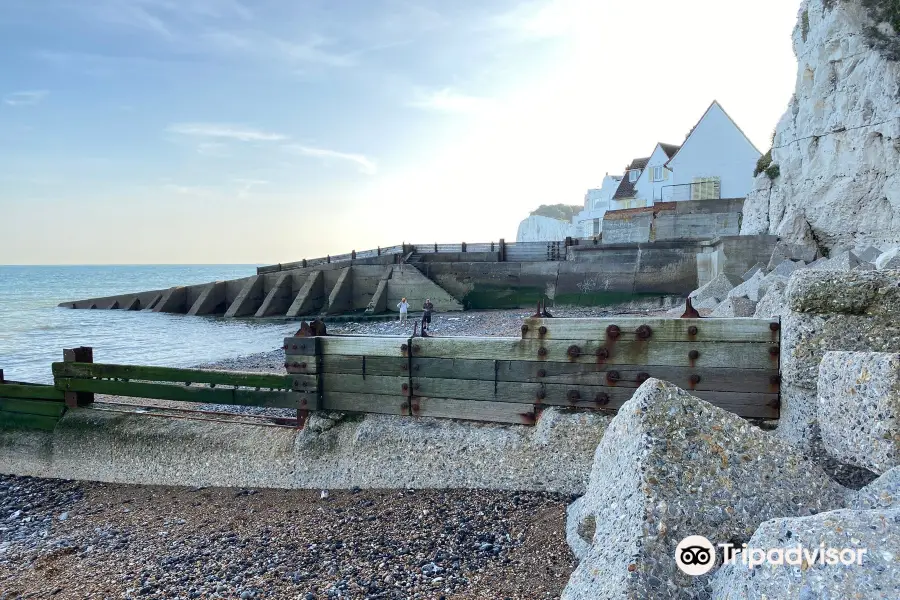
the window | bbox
[652,166,664,182]
[690,177,721,200]
[628,169,639,183]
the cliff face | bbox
[516,215,576,242]
[741,0,900,251]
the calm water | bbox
[0,266,300,384]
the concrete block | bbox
[695,297,720,310]
[856,245,883,263]
[153,286,188,314]
[818,351,900,474]
[224,276,265,318]
[741,262,765,281]
[255,272,294,318]
[727,269,765,302]
[766,240,818,271]
[187,282,227,316]
[689,273,740,303]
[876,247,900,270]
[771,259,804,278]
[286,270,325,317]
[365,266,393,314]
[326,267,353,315]
[821,250,859,271]
[849,466,900,510]
[710,296,757,317]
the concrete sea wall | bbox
[0,408,610,494]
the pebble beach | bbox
[0,303,672,599]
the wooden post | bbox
[377,246,381,256]
[302,259,307,268]
[327,255,331,264]
[0,369,4,383]
[461,242,467,253]
[63,346,94,408]
[351,250,357,260]
[490,241,495,252]
[499,238,506,262]
[434,243,438,253]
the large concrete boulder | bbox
[753,279,788,319]
[766,241,818,271]
[712,508,900,599]
[710,297,757,318]
[689,273,741,303]
[820,250,859,271]
[856,245,883,264]
[849,466,900,510]
[740,0,900,251]
[727,270,765,302]
[776,269,900,457]
[876,247,900,270]
[818,352,900,474]
[562,379,845,600]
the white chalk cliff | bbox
[516,215,577,242]
[741,0,900,250]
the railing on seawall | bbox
[0,317,781,434]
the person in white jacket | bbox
[397,297,409,323]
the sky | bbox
[1,0,803,265]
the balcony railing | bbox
[657,179,721,203]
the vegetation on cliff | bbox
[529,204,583,222]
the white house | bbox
[571,174,622,237]
[607,101,761,209]
[662,101,762,202]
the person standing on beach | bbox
[397,297,409,323]
[422,298,434,334]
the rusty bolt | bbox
[567,389,581,402]
[283,344,288,350]
[606,370,621,382]
[536,389,546,400]
[596,347,610,360]
[414,364,420,372]
[594,392,610,406]
[521,324,529,335]
[538,347,548,357]
[300,362,306,369]
[690,374,701,385]
[770,374,781,384]
[538,325,548,336]
[769,322,781,332]
[769,346,780,357]
[688,350,700,360]
[636,324,653,340]
[401,343,409,353]
[636,372,650,384]
[402,364,409,371]
[567,344,581,358]
[687,326,698,336]
[606,324,620,339]
[414,383,420,391]
[283,362,289,368]
[292,344,298,350]
[413,345,421,353]
[412,402,420,412]
[292,380,300,388]
[401,383,409,391]
[537,369,547,378]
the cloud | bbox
[233,178,269,197]
[167,122,287,142]
[407,88,493,113]
[162,183,214,197]
[285,144,377,175]
[4,90,49,106]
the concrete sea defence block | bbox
[711,508,900,600]
[771,259,804,279]
[562,379,845,600]
[818,351,900,474]
[766,241,818,271]
[689,273,740,303]
[876,247,900,270]
[0,407,611,494]
[849,466,900,510]
[742,262,765,281]
[709,296,757,318]
[727,269,765,302]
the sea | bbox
[0,265,301,384]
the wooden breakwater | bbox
[0,316,780,440]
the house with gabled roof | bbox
[606,100,761,211]
[661,100,762,202]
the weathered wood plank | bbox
[321,374,408,396]
[0,398,67,417]
[408,358,778,393]
[52,362,294,389]
[54,379,314,409]
[317,356,409,377]
[284,355,320,375]
[321,391,409,415]
[411,397,536,425]
[409,338,779,370]
[521,318,781,343]
[285,336,410,358]
[0,383,66,401]
[0,411,60,431]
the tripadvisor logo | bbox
[675,536,717,576]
